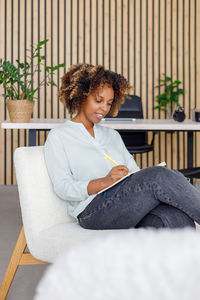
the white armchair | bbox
[0,146,125,299]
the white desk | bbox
[2,118,200,130]
[2,118,200,169]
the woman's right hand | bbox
[103,165,129,186]
[87,165,129,195]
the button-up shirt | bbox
[44,120,139,218]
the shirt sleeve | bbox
[114,130,140,172]
[44,130,90,202]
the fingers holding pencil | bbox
[103,152,129,183]
[114,165,129,175]
[105,165,129,184]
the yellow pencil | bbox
[103,153,119,166]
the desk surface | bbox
[2,118,200,131]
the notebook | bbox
[97,162,166,194]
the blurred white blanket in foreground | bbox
[34,228,200,300]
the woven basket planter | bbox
[6,100,35,123]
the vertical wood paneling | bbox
[159,0,165,167]
[196,0,200,170]
[110,0,115,71]
[85,0,90,64]
[12,0,19,183]
[129,0,133,87]
[178,0,183,169]
[153,0,160,166]
[58,0,66,120]
[6,0,12,184]
[78,0,84,63]
[134,0,140,167]
[141,0,147,168]
[123,0,128,80]
[98,0,103,66]
[0,0,5,183]
[172,0,177,170]
[39,0,45,144]
[147,0,153,167]
[0,0,200,184]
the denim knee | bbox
[148,166,172,177]
[132,166,171,183]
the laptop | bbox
[102,117,136,121]
[102,95,142,122]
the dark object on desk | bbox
[195,110,200,122]
[173,107,185,122]
[113,95,156,154]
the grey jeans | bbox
[78,166,198,230]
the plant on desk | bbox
[154,73,184,119]
[0,39,65,122]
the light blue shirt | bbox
[44,120,139,218]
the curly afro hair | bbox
[58,64,132,116]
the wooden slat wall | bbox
[0,0,200,184]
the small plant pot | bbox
[173,107,185,122]
[6,99,35,123]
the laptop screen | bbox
[102,117,136,121]
[102,95,142,121]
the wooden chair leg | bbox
[0,226,26,299]
[0,225,48,300]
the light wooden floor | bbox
[0,185,47,300]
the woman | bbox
[44,63,199,230]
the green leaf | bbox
[178,89,184,94]
[35,39,48,50]
[45,66,50,72]
[46,66,56,71]
[154,105,161,109]
[37,39,48,47]
[57,63,65,68]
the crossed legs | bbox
[78,167,199,230]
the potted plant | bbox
[0,39,65,122]
[154,73,184,118]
